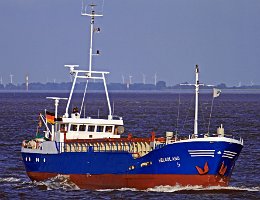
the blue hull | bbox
[22,140,243,186]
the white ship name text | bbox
[158,156,180,163]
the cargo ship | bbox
[21,3,243,190]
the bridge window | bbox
[60,124,67,132]
[105,126,113,133]
[79,125,86,131]
[70,124,78,131]
[97,126,104,132]
[88,125,95,132]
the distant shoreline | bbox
[0,88,260,94]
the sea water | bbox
[0,91,259,199]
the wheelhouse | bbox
[54,116,124,142]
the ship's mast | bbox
[180,64,203,138]
[82,4,103,73]
[88,5,95,73]
[64,4,112,119]
[46,97,68,136]
[194,65,200,137]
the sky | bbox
[0,0,259,86]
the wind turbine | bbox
[142,73,146,84]
[251,80,254,86]
[121,75,125,84]
[154,73,157,86]
[129,75,133,85]
[10,74,13,84]
[25,75,29,91]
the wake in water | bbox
[33,175,80,190]
[0,177,21,183]
[0,175,79,190]
[146,185,260,193]
[0,176,35,190]
[34,175,259,193]
[98,185,260,193]
[2,175,258,194]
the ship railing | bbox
[56,140,152,158]
[22,139,43,150]
[152,133,243,147]
[183,133,243,143]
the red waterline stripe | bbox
[27,172,230,190]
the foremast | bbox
[194,65,202,137]
[181,65,203,138]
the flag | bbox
[46,111,55,124]
[213,88,221,98]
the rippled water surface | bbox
[0,91,259,199]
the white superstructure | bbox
[41,4,124,143]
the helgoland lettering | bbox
[158,156,180,163]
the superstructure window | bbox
[70,124,78,131]
[96,126,104,132]
[79,125,86,131]
[88,125,95,132]
[105,126,113,133]
[60,124,67,132]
